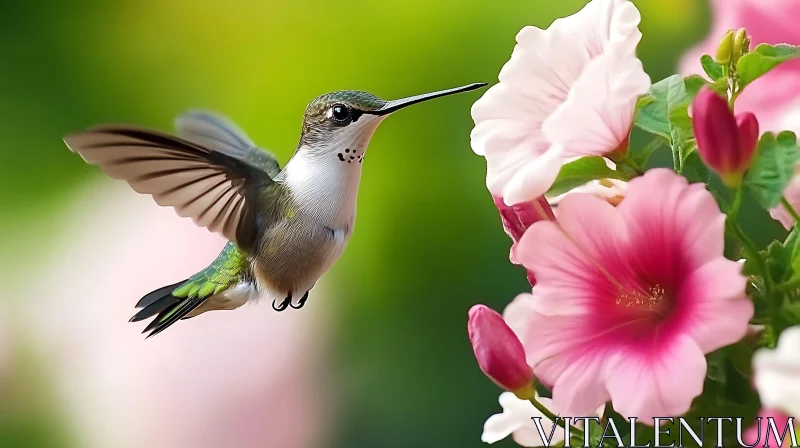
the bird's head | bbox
[296,83,487,162]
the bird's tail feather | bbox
[130,280,209,339]
[130,241,248,338]
[130,280,186,322]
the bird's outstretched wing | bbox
[64,121,275,253]
[174,110,282,178]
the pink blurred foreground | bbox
[21,181,331,448]
[679,0,800,134]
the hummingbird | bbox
[63,83,486,338]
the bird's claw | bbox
[290,291,310,310]
[272,293,292,312]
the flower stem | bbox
[527,396,579,446]
[781,197,800,224]
[527,396,564,429]
[727,188,781,335]
[729,186,745,220]
[671,146,681,172]
[727,187,773,299]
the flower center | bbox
[615,284,669,317]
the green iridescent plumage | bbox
[128,242,249,337]
[172,242,248,299]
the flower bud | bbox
[494,196,553,286]
[715,29,734,65]
[736,112,760,158]
[733,28,751,63]
[692,86,760,188]
[468,304,534,397]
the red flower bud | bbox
[493,196,553,286]
[692,86,760,187]
[736,112,760,160]
[468,304,534,395]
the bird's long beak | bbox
[365,83,488,116]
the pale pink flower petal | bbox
[753,326,800,418]
[502,293,537,342]
[500,147,566,207]
[514,222,605,317]
[604,335,707,422]
[510,169,752,425]
[542,51,650,157]
[549,193,629,268]
[680,258,752,353]
[471,0,649,206]
[549,348,611,417]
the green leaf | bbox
[786,226,800,277]
[682,150,710,184]
[755,228,800,287]
[745,131,800,208]
[628,137,664,168]
[684,74,709,96]
[634,75,688,138]
[546,157,627,197]
[706,349,728,383]
[634,75,703,171]
[635,94,654,110]
[729,342,754,377]
[738,43,800,89]
[700,54,725,81]
[780,301,800,327]
[764,240,792,283]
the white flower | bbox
[470,0,650,206]
[482,392,603,447]
[753,326,800,417]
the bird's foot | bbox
[272,292,292,312]
[290,290,310,310]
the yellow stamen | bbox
[616,284,667,313]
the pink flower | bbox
[679,0,800,135]
[743,408,796,447]
[692,86,760,187]
[20,182,329,448]
[511,168,753,424]
[470,0,650,206]
[468,305,534,395]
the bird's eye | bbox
[330,104,351,122]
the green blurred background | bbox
[0,0,779,447]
